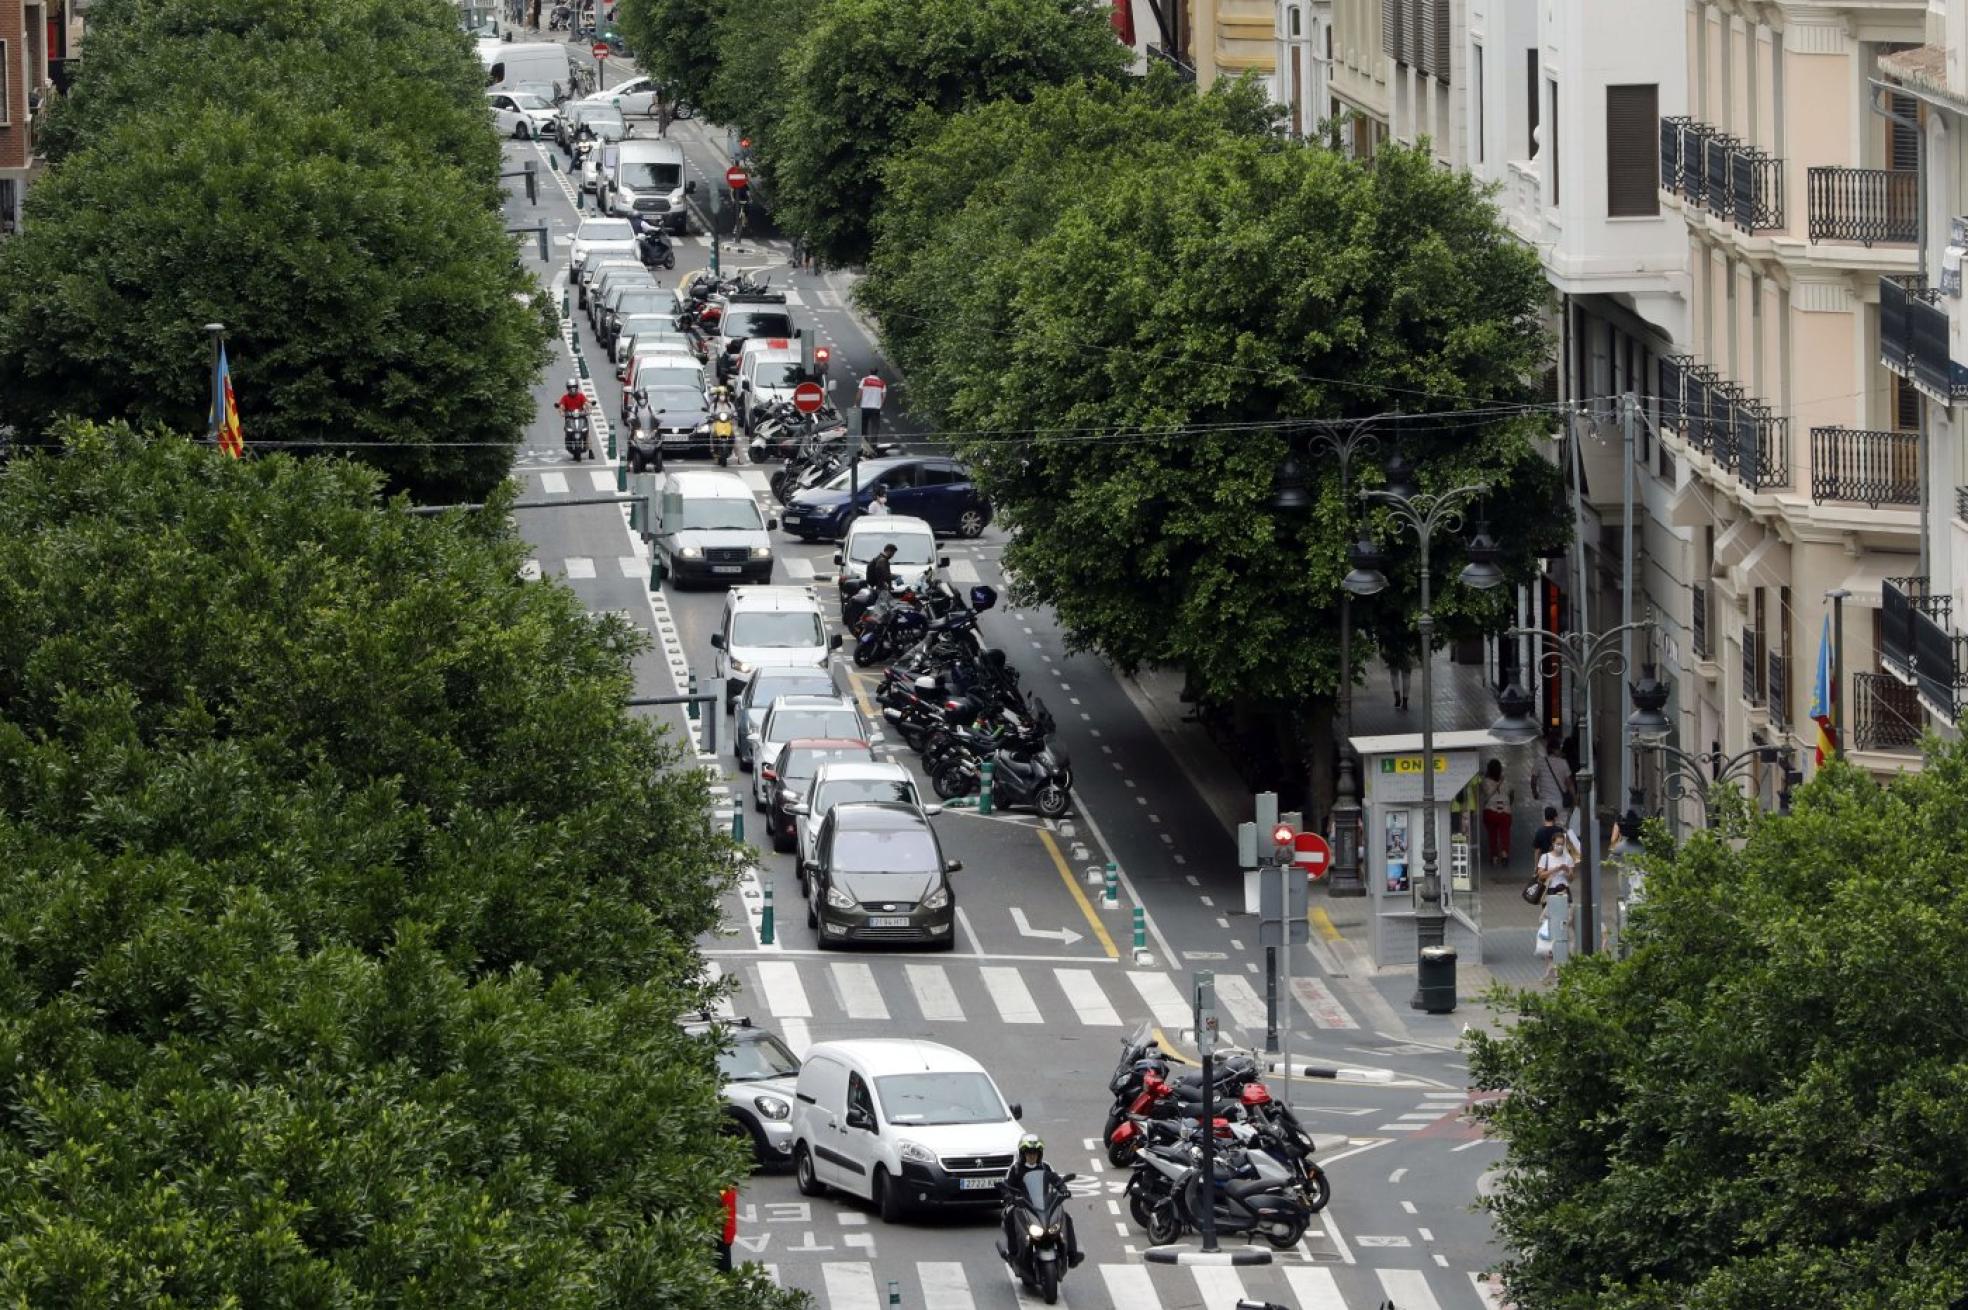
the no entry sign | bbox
[725,165,750,190]
[791,381,825,414]
[591,42,610,59]
[1293,831,1332,878]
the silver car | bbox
[734,668,839,771]
[793,760,938,886]
[751,695,872,810]
[682,1013,801,1168]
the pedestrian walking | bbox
[1530,731,1576,830]
[1535,830,1578,979]
[1530,805,1565,863]
[858,370,887,440]
[1387,655,1412,710]
[1478,758,1514,866]
[788,233,806,272]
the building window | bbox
[1547,78,1560,204]
[0,41,10,126]
[1526,48,1539,157]
[1893,373,1921,431]
[1887,90,1919,171]
[1290,6,1301,37]
[1605,84,1659,217]
[1326,27,1333,61]
[1472,42,1485,163]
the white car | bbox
[487,90,556,138]
[711,586,841,710]
[793,761,937,884]
[791,1040,1029,1221]
[750,695,871,810]
[568,217,637,279]
[835,514,941,612]
[592,74,660,117]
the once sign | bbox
[791,381,825,414]
[725,165,750,190]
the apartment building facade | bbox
[1328,0,1391,155]
[1275,0,1334,139]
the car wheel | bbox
[771,824,795,854]
[722,1112,771,1169]
[873,1167,907,1223]
[805,896,818,929]
[754,787,767,813]
[956,507,989,539]
[794,1144,826,1197]
[796,862,809,894]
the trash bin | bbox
[1415,945,1457,1014]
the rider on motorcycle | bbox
[1003,1135,1083,1268]
[557,378,587,422]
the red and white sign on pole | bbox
[791,381,826,414]
[592,42,611,59]
[1293,832,1333,879]
[725,165,750,191]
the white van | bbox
[711,586,840,709]
[648,470,775,589]
[605,138,696,233]
[790,1040,1028,1221]
[834,514,943,611]
[483,42,571,101]
[734,337,806,434]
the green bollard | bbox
[1132,906,1147,954]
[887,1282,900,1308]
[561,292,570,319]
[616,461,627,492]
[978,759,994,816]
[577,350,590,379]
[687,673,700,721]
[732,804,744,842]
[760,878,774,945]
[649,555,662,590]
[607,426,617,461]
[1104,861,1119,908]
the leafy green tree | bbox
[702,0,819,153]
[865,114,1561,789]
[772,0,1129,266]
[0,424,802,1309]
[0,103,551,504]
[1468,753,1968,1309]
[617,0,728,113]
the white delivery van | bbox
[605,138,695,233]
[483,42,571,101]
[790,1040,1028,1221]
[647,470,776,589]
[734,336,806,435]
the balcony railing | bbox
[1660,117,1785,234]
[1145,44,1197,82]
[1852,671,1923,751]
[1808,167,1918,245]
[1657,354,1788,491]
[1767,650,1790,729]
[1882,576,1962,721]
[1957,485,1968,523]
[1692,581,1711,661]
[1730,147,1785,233]
[1723,399,1789,490]
[1880,275,1968,402]
[1809,427,1920,506]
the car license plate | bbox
[712,565,742,574]
[869,916,911,928]
[959,1177,996,1190]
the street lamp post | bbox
[1643,739,1797,827]
[1304,419,1382,897]
[1344,480,1502,990]
[1488,619,1657,956]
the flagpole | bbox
[204,322,225,444]
[1827,588,1848,761]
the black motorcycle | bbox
[626,403,664,474]
[933,724,1071,817]
[997,1171,1078,1305]
[563,409,591,461]
[637,227,676,271]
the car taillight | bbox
[761,768,776,780]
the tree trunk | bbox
[1302,697,1335,832]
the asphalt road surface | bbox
[496,104,1509,1310]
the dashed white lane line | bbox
[589,469,615,491]
[563,556,596,579]
[540,471,570,494]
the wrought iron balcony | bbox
[1852,671,1923,751]
[1722,398,1789,490]
[1767,650,1790,729]
[1808,167,1918,245]
[1659,118,1784,233]
[1809,427,1920,507]
[1882,575,1962,721]
[1657,354,1788,491]
[1958,485,1968,523]
[1730,147,1785,233]
[1691,581,1711,661]
[1880,275,1968,402]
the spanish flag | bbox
[1809,611,1837,765]
[212,343,244,459]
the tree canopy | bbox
[615,0,727,114]
[0,426,796,1309]
[862,83,1562,710]
[1469,751,1968,1309]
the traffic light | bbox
[629,471,657,539]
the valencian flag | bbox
[1809,611,1838,765]
[212,343,244,459]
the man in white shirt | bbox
[858,370,887,439]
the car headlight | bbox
[679,545,703,559]
[729,658,752,676]
[897,1140,937,1166]
[922,885,949,910]
[750,545,772,560]
[825,884,856,910]
[753,1095,791,1121]
[1027,1223,1044,1239]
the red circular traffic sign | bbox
[1293,831,1333,877]
[791,381,825,414]
[726,165,750,190]
[591,42,610,58]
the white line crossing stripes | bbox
[1284,1265,1349,1309]
[1214,973,1268,1032]
[916,1262,974,1310]
[756,960,811,1019]
[829,962,889,1021]
[1292,975,1360,1029]
[1098,1264,1157,1306]
[903,963,964,1021]
[1379,1267,1445,1309]
[819,1262,878,1310]
[1190,1265,1251,1307]
[979,967,1043,1024]
[540,471,569,494]
[1126,971,1190,1030]
[562,556,596,579]
[1054,968,1123,1026]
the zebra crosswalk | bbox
[713,955,1361,1052]
[760,1257,1512,1310]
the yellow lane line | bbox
[1310,906,1343,942]
[844,668,877,721]
[1037,828,1119,960]
[1153,1027,1199,1067]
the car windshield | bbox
[646,386,704,412]
[724,310,795,340]
[719,1033,800,1082]
[678,499,763,531]
[784,747,870,784]
[848,532,933,568]
[816,779,918,811]
[583,109,626,130]
[577,219,633,242]
[825,464,903,492]
[642,368,702,391]
[752,361,805,389]
[876,1072,1008,1126]
[733,612,826,649]
[747,675,836,715]
[624,162,683,189]
[766,707,860,741]
[511,92,550,110]
[831,827,938,872]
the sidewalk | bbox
[1118,651,1553,1047]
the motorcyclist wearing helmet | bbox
[1003,1135,1083,1268]
[556,378,587,420]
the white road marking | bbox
[1389,1168,1408,1183]
[1215,974,1269,1032]
[1282,1266,1348,1309]
[618,556,643,577]
[1471,1272,1510,1308]
[785,555,815,580]
[1401,1200,1418,1214]
[1378,1268,1442,1309]
[780,1018,811,1059]
[1100,1264,1160,1308]
[1399,1110,1448,1121]
[589,470,615,491]
[1291,976,1360,1029]
[980,966,1044,1024]
[916,1263,973,1310]
[946,557,981,585]
[563,556,596,579]
[1055,969,1124,1026]
[821,1262,879,1310]
[755,960,811,1018]
[1376,1123,1430,1132]
[1422,1090,1467,1100]
[783,287,804,306]
[739,467,774,494]
[540,471,569,494]
[1127,971,1190,1029]
[1190,1266,1247,1306]
[1452,1138,1493,1152]
[1417,1226,1435,1241]
[830,962,890,1020]
[521,558,542,581]
[904,964,965,1020]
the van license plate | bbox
[712,566,742,574]
[869,916,911,928]
[959,1177,996,1190]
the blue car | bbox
[779,456,992,542]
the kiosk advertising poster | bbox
[1384,810,1410,893]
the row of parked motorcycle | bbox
[850,576,1074,817]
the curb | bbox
[1142,1245,1274,1267]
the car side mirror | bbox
[846,1107,875,1132]
[710,634,725,649]
[945,858,963,873]
[767,518,779,531]
[1008,1102,1023,1120]
[829,633,843,649]
[833,552,843,566]
[923,804,943,816]
[687,180,698,194]
[789,800,809,816]
[939,556,950,568]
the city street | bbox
[497,93,1508,1309]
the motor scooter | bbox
[637,227,676,271]
[996,1171,1079,1306]
[626,402,664,473]
[563,408,591,461]
[709,391,737,466]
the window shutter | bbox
[1382,0,1402,60]
[1606,83,1660,217]
[1421,0,1451,82]
[1401,0,1422,68]
[1889,92,1919,171]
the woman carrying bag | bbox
[1533,830,1578,980]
